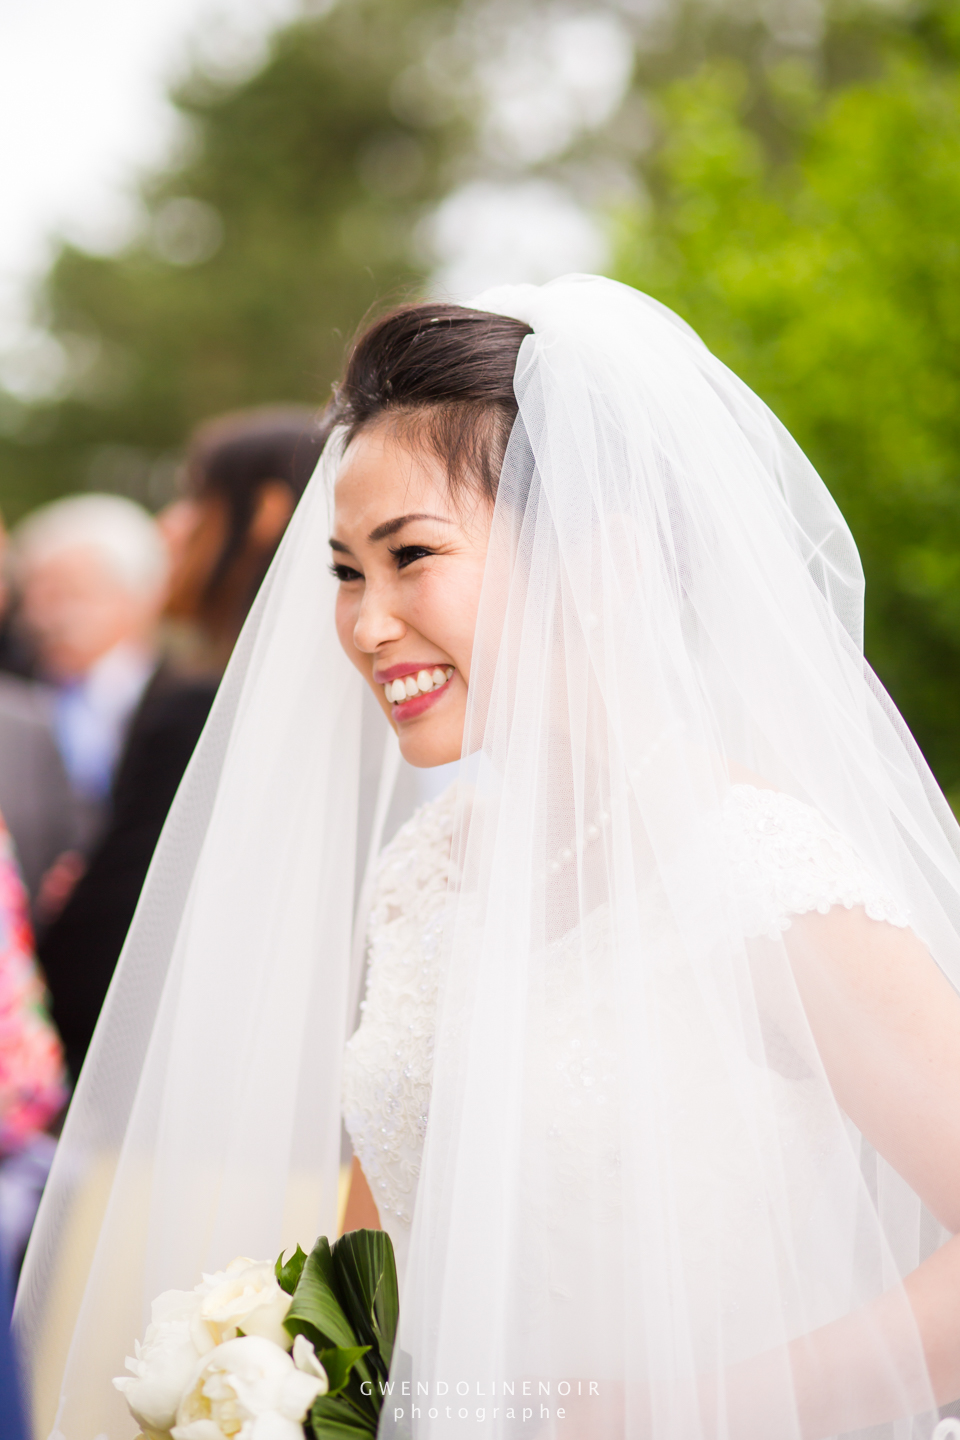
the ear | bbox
[249,481,295,549]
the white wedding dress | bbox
[25,277,959,1437]
[342,781,909,1291]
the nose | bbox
[352,579,405,655]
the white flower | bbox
[114,1258,304,1438]
[113,1289,205,1437]
[192,1258,293,1354]
[291,1334,328,1386]
[171,1335,326,1440]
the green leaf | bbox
[330,1229,399,1378]
[309,1392,377,1439]
[317,1345,371,1397]
[284,1236,360,1355]
[275,1243,307,1296]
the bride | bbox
[18,275,960,1439]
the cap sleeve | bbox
[722,784,910,942]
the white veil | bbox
[19,275,960,1439]
[15,440,419,1437]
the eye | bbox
[390,545,434,571]
[329,562,363,583]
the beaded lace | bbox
[722,784,909,941]
[342,787,458,1231]
[341,782,908,1252]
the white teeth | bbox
[384,667,455,703]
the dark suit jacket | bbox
[39,664,218,1081]
[0,675,77,902]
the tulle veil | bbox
[17,275,960,1439]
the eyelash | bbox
[328,546,435,584]
[390,544,434,569]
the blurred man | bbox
[40,408,328,1080]
[11,495,167,849]
[0,515,77,906]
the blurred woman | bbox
[0,809,65,1276]
[0,809,59,1440]
[38,405,329,1081]
[162,405,331,670]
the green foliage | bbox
[0,0,468,520]
[8,0,960,779]
[281,1229,399,1439]
[615,2,960,785]
[275,1242,308,1295]
[317,1345,373,1397]
[284,1236,362,1354]
[329,1227,399,1382]
[309,1399,381,1439]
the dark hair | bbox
[330,303,532,502]
[186,405,331,597]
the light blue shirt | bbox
[52,643,153,801]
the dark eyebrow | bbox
[367,513,452,543]
[328,513,453,554]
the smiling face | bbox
[331,418,494,767]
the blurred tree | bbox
[615,2,960,786]
[0,0,915,522]
[7,0,960,780]
[0,0,470,519]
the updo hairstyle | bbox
[330,303,532,502]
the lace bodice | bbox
[341,783,908,1279]
[341,788,458,1272]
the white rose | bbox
[113,1289,205,1437]
[171,1335,327,1440]
[192,1258,293,1354]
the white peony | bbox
[290,1334,327,1382]
[114,1257,313,1439]
[113,1288,205,1438]
[192,1258,293,1354]
[171,1335,327,1440]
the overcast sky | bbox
[0,0,625,390]
[0,0,297,352]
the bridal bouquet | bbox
[114,1229,398,1440]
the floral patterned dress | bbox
[0,817,66,1153]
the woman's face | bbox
[331,419,493,767]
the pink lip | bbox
[373,660,449,684]
[390,675,453,722]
